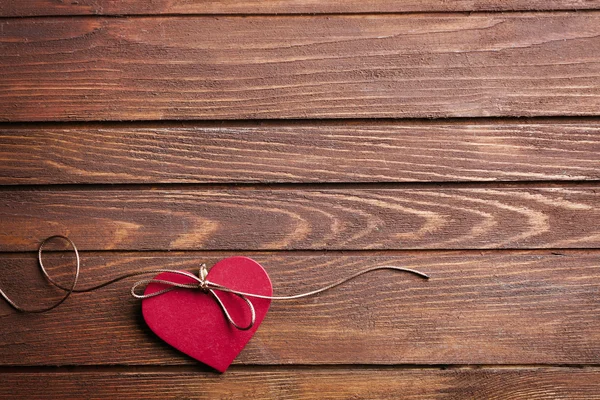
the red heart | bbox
[142,256,272,372]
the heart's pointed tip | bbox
[195,358,230,373]
[214,364,229,373]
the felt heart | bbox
[142,256,272,372]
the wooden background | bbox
[1,1,600,398]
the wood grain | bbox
[1,187,599,251]
[2,121,600,184]
[0,251,599,365]
[2,0,600,16]
[0,368,599,399]
[2,0,598,396]
[2,14,600,121]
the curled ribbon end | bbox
[416,271,430,280]
[373,266,430,281]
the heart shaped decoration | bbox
[142,256,272,372]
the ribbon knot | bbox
[197,264,210,293]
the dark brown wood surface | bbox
[2,0,600,16]
[1,368,599,399]
[1,121,599,184]
[3,14,600,121]
[1,2,599,399]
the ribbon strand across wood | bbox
[0,235,430,371]
[1,235,430,325]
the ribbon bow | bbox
[131,265,258,331]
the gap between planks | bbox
[3,115,600,128]
[0,365,599,373]
[1,181,599,192]
[2,248,599,256]
[3,10,600,19]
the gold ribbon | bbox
[1,235,430,330]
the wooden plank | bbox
[0,251,599,365]
[2,14,600,121]
[2,121,600,184]
[0,368,599,399]
[0,187,599,251]
[2,0,600,16]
